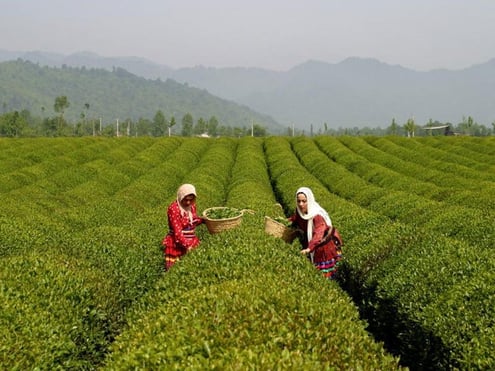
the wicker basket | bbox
[203,207,243,234]
[264,216,300,243]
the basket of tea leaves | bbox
[203,207,244,234]
[264,215,300,243]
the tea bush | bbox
[1,136,493,369]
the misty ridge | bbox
[1,49,495,131]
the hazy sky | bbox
[2,0,495,71]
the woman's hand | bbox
[300,248,311,255]
[193,217,204,226]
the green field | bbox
[1,136,494,370]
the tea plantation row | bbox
[266,135,494,369]
[1,136,493,369]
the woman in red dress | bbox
[289,187,343,279]
[163,184,204,271]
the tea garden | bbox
[1,135,494,369]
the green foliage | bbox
[103,136,401,370]
[1,136,494,369]
[0,60,281,135]
[204,207,241,219]
[0,110,27,137]
[263,135,495,369]
[272,216,292,226]
[181,112,194,136]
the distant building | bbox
[422,124,455,136]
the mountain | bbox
[0,50,175,81]
[0,58,282,133]
[2,50,495,130]
[168,58,495,130]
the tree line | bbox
[0,95,268,138]
[0,60,280,135]
[303,116,495,137]
[1,95,494,138]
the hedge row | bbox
[421,136,495,168]
[2,136,493,369]
[372,136,495,184]
[0,137,213,368]
[280,135,495,369]
[360,136,495,211]
[103,136,402,370]
[312,136,494,250]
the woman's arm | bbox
[168,203,191,248]
[303,215,328,253]
[191,204,204,226]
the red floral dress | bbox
[163,201,203,270]
[290,213,343,279]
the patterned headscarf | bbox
[296,187,332,242]
[177,184,196,223]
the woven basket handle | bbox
[270,203,286,218]
[239,208,255,215]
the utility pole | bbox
[116,118,120,137]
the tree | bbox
[82,103,94,136]
[136,118,152,136]
[151,110,167,136]
[218,125,234,137]
[388,118,398,135]
[458,115,475,135]
[233,127,244,138]
[168,116,176,137]
[252,124,267,137]
[42,117,59,137]
[207,116,219,137]
[181,113,194,136]
[54,95,70,119]
[0,111,26,137]
[54,95,70,134]
[194,117,208,135]
[404,118,416,137]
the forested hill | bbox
[4,50,495,130]
[0,60,282,132]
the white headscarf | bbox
[177,183,196,223]
[296,187,332,242]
